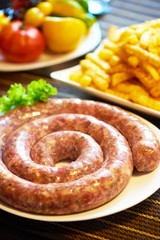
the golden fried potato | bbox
[126,44,160,67]
[130,91,160,111]
[150,83,160,98]
[69,18,160,112]
[107,25,119,42]
[105,89,130,100]
[111,72,133,87]
[86,53,110,71]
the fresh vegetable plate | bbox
[0,22,101,72]
[0,117,159,222]
[50,65,160,118]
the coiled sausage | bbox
[0,99,159,215]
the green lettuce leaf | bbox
[0,79,57,114]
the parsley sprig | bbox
[0,79,57,114]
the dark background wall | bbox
[0,0,11,9]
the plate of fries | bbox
[51,19,160,117]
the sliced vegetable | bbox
[0,79,57,114]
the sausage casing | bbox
[0,99,159,214]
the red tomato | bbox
[0,20,46,63]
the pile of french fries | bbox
[70,19,160,111]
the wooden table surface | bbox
[0,0,160,240]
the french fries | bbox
[70,19,160,112]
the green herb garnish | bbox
[0,79,57,114]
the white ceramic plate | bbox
[51,65,160,118]
[0,116,159,222]
[0,22,101,72]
